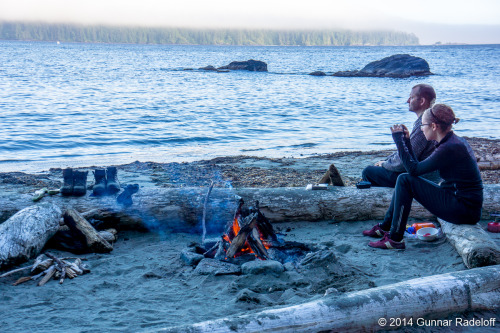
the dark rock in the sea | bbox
[218,59,268,72]
[332,54,432,78]
[241,259,284,275]
[194,258,241,275]
[199,65,218,71]
[309,71,327,76]
[180,249,204,266]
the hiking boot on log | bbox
[318,163,345,186]
[73,170,88,196]
[117,184,139,207]
[60,168,74,196]
[106,167,120,194]
[93,169,107,196]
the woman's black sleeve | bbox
[392,132,447,176]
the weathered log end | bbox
[438,218,500,268]
[466,247,500,268]
[63,209,113,253]
[0,203,62,270]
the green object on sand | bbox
[32,188,48,202]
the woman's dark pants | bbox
[380,173,481,242]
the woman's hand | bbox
[390,124,410,139]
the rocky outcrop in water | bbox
[309,71,326,76]
[199,65,218,71]
[333,54,432,78]
[218,59,268,72]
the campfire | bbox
[203,199,281,261]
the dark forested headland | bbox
[0,21,419,46]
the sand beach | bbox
[0,138,499,332]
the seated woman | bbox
[363,104,483,249]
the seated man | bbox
[361,84,437,188]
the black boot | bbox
[117,184,139,207]
[73,170,88,196]
[93,169,107,196]
[60,168,74,196]
[106,167,120,194]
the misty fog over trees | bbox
[0,21,419,46]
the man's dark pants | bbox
[362,165,400,188]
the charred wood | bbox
[63,209,113,253]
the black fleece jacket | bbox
[392,131,483,208]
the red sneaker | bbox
[368,234,405,250]
[362,224,388,238]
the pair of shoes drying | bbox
[60,168,88,196]
[93,167,120,196]
[363,224,405,250]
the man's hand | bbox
[374,161,384,167]
[390,124,410,139]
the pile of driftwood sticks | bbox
[0,253,89,286]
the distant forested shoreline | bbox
[0,21,419,46]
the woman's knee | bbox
[395,173,413,186]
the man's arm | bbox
[408,116,435,161]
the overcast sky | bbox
[1,0,499,44]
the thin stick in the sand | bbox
[0,265,32,278]
[201,181,215,244]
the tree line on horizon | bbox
[0,21,419,46]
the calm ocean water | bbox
[0,41,499,172]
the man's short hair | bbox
[413,84,436,107]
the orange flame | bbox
[223,216,270,257]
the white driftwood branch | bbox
[157,265,500,333]
[438,218,500,268]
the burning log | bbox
[207,200,275,261]
[225,213,259,259]
[160,265,500,332]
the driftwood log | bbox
[1,185,499,232]
[438,218,500,268]
[0,203,62,269]
[63,209,113,253]
[158,265,500,333]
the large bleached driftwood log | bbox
[438,218,500,268]
[0,203,62,269]
[158,265,500,333]
[1,185,499,232]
